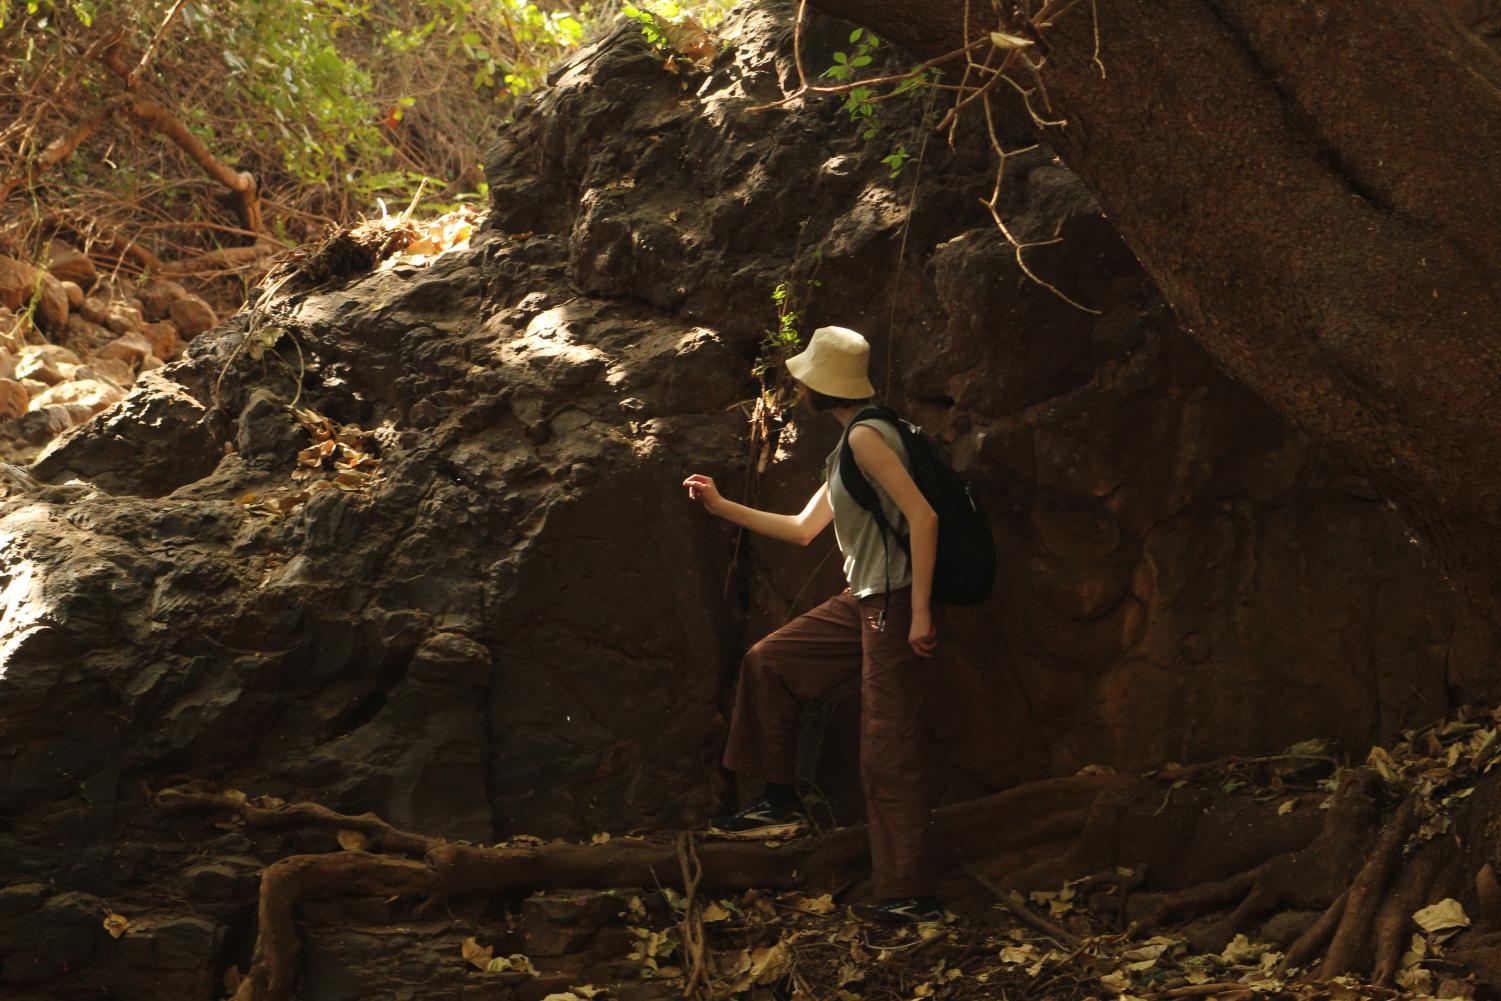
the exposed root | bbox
[155,787,436,855]
[1319,797,1418,977]
[159,761,1501,998]
[230,851,433,1001]
[1280,888,1346,974]
[677,832,712,1000]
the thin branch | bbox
[128,0,191,89]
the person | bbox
[682,324,944,925]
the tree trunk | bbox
[803,0,1501,617]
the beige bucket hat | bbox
[785,325,877,399]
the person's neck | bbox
[831,405,862,427]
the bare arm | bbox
[848,424,939,655]
[683,474,833,546]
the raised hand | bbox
[682,473,725,514]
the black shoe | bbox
[855,896,944,924]
[706,796,809,839]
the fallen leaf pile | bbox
[235,408,382,518]
[1362,704,1501,845]
[375,206,478,272]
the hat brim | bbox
[786,350,876,400]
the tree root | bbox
[162,776,1118,1001]
[1319,797,1417,978]
[155,788,437,855]
[160,766,1501,999]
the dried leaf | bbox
[749,942,791,984]
[1413,898,1470,933]
[1098,970,1131,992]
[337,829,369,851]
[1278,799,1297,816]
[800,893,836,914]
[461,936,493,970]
[1367,745,1401,783]
[991,30,1034,49]
[590,832,610,845]
[485,953,539,975]
[103,913,130,938]
[702,901,731,922]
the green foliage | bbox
[0,0,740,285]
[818,29,937,179]
[881,146,911,179]
[622,4,668,49]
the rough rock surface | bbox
[0,6,1495,999]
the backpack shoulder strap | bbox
[837,406,899,514]
[837,406,911,554]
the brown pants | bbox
[723,587,942,898]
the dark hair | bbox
[798,384,873,413]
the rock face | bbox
[0,6,1495,999]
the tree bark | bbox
[802,0,1501,616]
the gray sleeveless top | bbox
[824,417,912,597]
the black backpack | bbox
[838,406,996,607]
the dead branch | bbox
[121,98,263,232]
[961,861,1080,947]
[127,0,191,89]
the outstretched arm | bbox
[683,474,833,546]
[847,425,938,656]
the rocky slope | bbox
[0,5,1495,998]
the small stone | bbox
[169,294,217,338]
[35,271,69,332]
[80,296,109,325]
[60,279,84,308]
[16,344,80,385]
[65,314,115,355]
[0,348,14,381]
[140,320,183,361]
[0,378,28,419]
[20,403,81,443]
[30,378,123,417]
[105,302,144,335]
[141,353,165,372]
[97,332,154,367]
[0,254,37,311]
[76,357,135,388]
[20,377,48,398]
[140,279,188,321]
[45,239,95,286]
[183,863,242,900]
